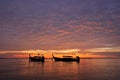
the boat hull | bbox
[53,57,80,62]
[29,57,45,62]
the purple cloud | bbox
[0,0,119,52]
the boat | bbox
[29,53,45,62]
[52,54,80,62]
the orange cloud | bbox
[85,47,120,52]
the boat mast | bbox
[29,54,31,57]
[38,53,40,56]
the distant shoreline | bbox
[0,58,120,59]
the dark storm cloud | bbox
[0,0,120,50]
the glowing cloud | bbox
[86,47,120,52]
[0,49,80,54]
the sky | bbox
[0,0,120,58]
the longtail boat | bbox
[52,54,80,62]
[29,53,45,62]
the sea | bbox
[0,59,120,80]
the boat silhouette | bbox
[29,53,45,62]
[52,54,80,62]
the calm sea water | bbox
[0,59,120,80]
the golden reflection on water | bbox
[0,59,120,80]
[27,60,80,78]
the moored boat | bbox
[52,54,80,62]
[29,53,45,62]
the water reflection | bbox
[0,59,120,80]
[27,59,80,80]
[27,61,44,80]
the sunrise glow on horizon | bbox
[0,48,120,58]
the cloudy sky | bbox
[0,0,120,58]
